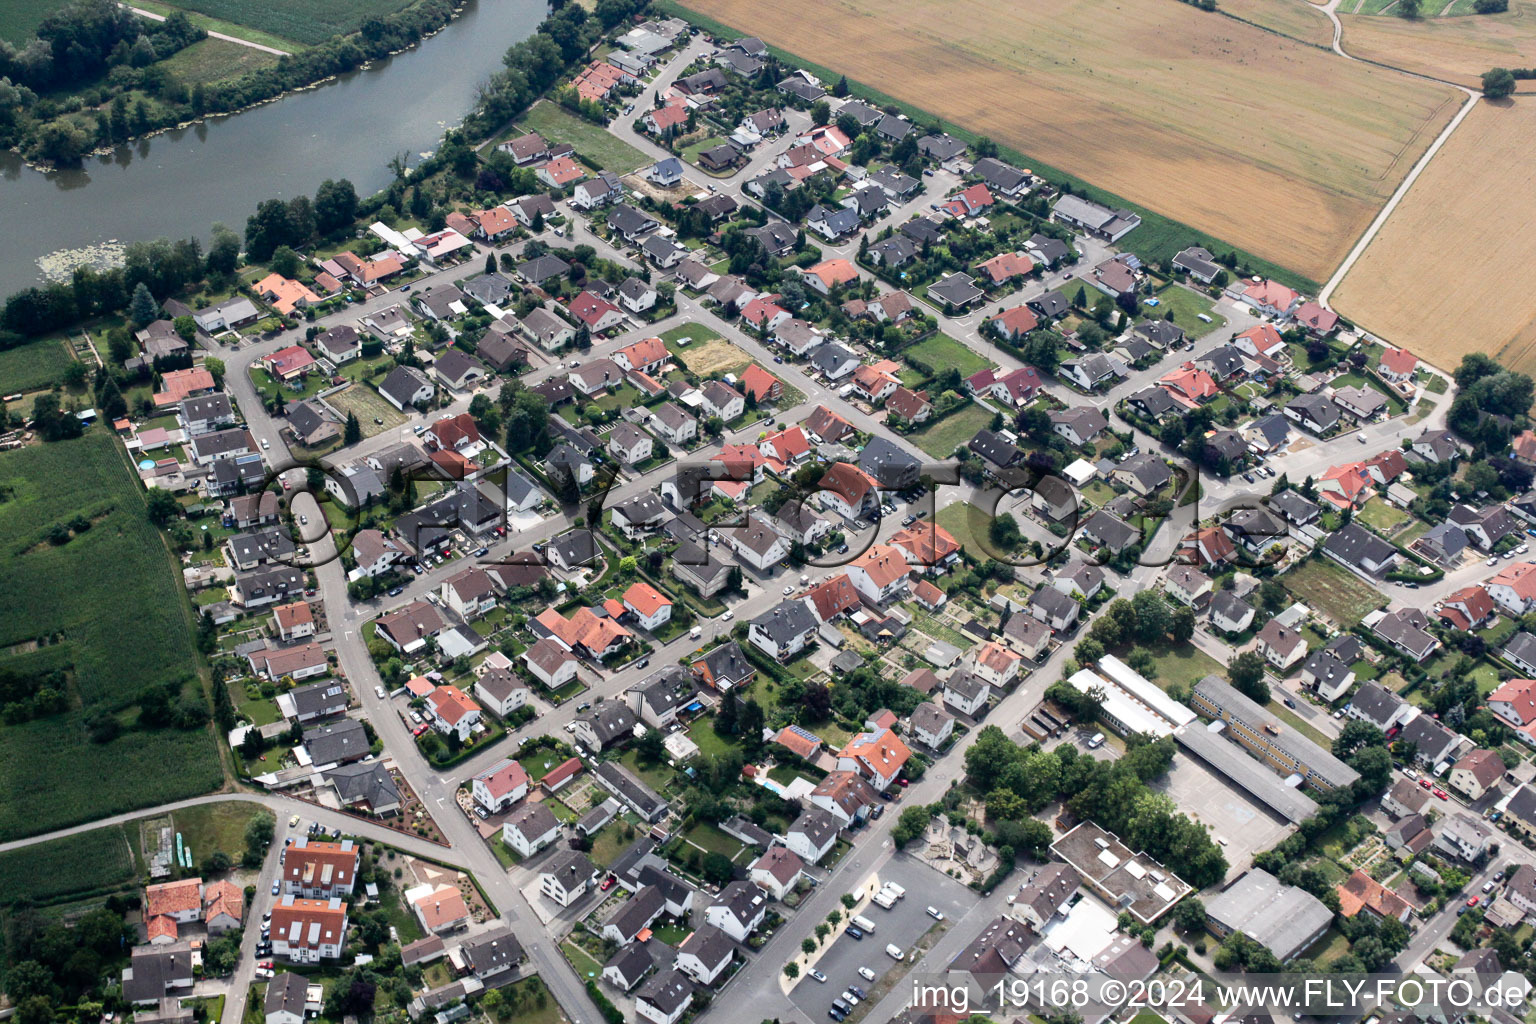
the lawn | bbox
[908,402,994,458]
[326,383,408,437]
[0,0,74,44]
[1356,497,1412,536]
[681,821,747,859]
[1280,558,1388,627]
[1150,286,1224,337]
[0,432,223,840]
[1133,640,1224,692]
[686,718,740,760]
[0,336,79,393]
[0,824,136,904]
[173,801,272,866]
[902,333,992,380]
[936,500,989,561]
[156,37,280,84]
[519,101,650,174]
[682,134,728,167]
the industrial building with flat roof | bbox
[1190,676,1360,793]
[1205,869,1332,962]
[1097,654,1196,728]
[1049,821,1192,924]
[1173,721,1319,824]
[1066,669,1172,738]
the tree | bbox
[1228,650,1269,704]
[344,412,362,445]
[1483,67,1517,98]
[207,224,241,277]
[701,851,734,884]
[832,74,849,97]
[128,281,159,327]
[784,962,799,979]
[1397,0,1421,16]
[811,100,831,126]
[1172,896,1206,933]
[146,488,181,526]
[802,937,817,956]
[270,245,301,278]
[989,512,1023,551]
[313,178,359,236]
[892,803,930,847]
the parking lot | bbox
[1152,752,1291,872]
[788,859,977,1020]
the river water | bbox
[0,0,547,298]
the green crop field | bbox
[154,0,416,46]
[0,824,136,904]
[0,432,222,841]
[0,0,74,45]
[0,338,80,394]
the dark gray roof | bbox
[928,273,983,307]
[576,703,638,745]
[462,928,523,975]
[379,365,433,408]
[1210,590,1253,625]
[1028,234,1071,265]
[303,718,369,765]
[1128,385,1178,418]
[517,254,571,283]
[460,273,514,306]
[678,923,735,970]
[751,599,819,644]
[638,968,694,1015]
[323,760,400,809]
[973,157,1028,192]
[550,529,598,566]
[1287,393,1341,431]
[695,641,754,688]
[1267,489,1320,525]
[918,133,968,160]
[859,435,919,489]
[1322,522,1398,571]
[265,973,308,1017]
[595,760,668,820]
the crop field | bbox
[1220,0,1336,46]
[0,337,78,394]
[672,0,1461,283]
[1337,2,1536,90]
[155,0,415,46]
[0,824,137,904]
[0,0,74,45]
[518,101,650,175]
[157,37,281,85]
[0,433,222,840]
[1332,98,1536,377]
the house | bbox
[943,671,992,717]
[473,665,530,718]
[1112,454,1173,497]
[1059,352,1124,391]
[929,273,984,310]
[373,602,445,654]
[636,969,694,1024]
[846,544,911,605]
[784,806,840,864]
[1489,677,1536,737]
[263,973,316,1024]
[1322,522,1399,576]
[1052,194,1141,240]
[270,896,349,962]
[1332,385,1387,423]
[622,581,673,632]
[1159,364,1219,406]
[676,925,735,988]
[1398,712,1462,767]
[817,462,880,520]
[810,344,860,381]
[1209,591,1256,635]
[425,684,481,742]
[273,601,316,641]
[570,702,640,753]
[249,642,329,683]
[700,381,746,422]
[1317,462,1373,511]
[691,641,755,692]
[499,130,549,166]
[415,284,469,322]
[749,846,805,901]
[569,291,626,334]
[804,405,853,444]
[748,600,820,660]
[502,802,561,858]
[1080,510,1139,556]
[650,402,697,445]
[378,366,434,411]
[281,839,360,899]
[539,849,595,908]
[1491,562,1536,616]
[1377,346,1418,383]
[1285,393,1341,435]
[1435,814,1493,862]
[1506,634,1536,677]
[1268,489,1321,527]
[1050,407,1108,447]
[800,258,860,297]
[1256,619,1308,670]
[727,515,791,573]
[521,637,579,692]
[909,701,955,749]
[837,726,911,791]
[605,422,653,466]
[1449,749,1504,801]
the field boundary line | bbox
[121,3,291,55]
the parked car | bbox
[809,969,827,983]
[858,967,876,982]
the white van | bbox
[851,915,876,934]
[690,625,703,639]
[882,882,906,900]
[886,944,905,961]
[1087,732,1106,749]
[871,890,897,910]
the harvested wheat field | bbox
[1332,98,1536,375]
[1221,0,1337,47]
[677,0,1460,281]
[1339,2,1536,90]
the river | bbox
[0,0,548,298]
